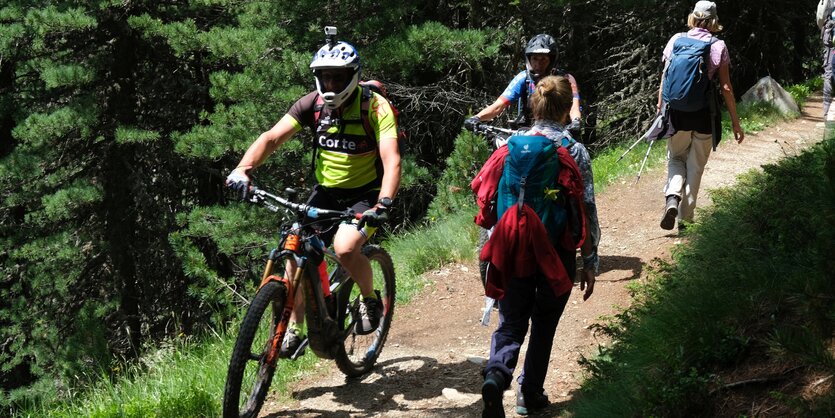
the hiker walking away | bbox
[472,76,594,417]
[225,29,401,358]
[656,1,744,232]
[464,34,583,137]
[817,0,835,120]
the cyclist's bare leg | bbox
[332,224,373,296]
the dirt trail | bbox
[259,96,826,417]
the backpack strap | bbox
[313,86,375,141]
[310,87,378,172]
[701,36,719,85]
[313,94,325,128]
[704,36,722,150]
[527,127,574,148]
[514,71,532,127]
[517,175,527,210]
[311,94,325,173]
[705,36,718,64]
[358,85,375,142]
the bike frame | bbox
[255,213,359,364]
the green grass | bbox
[568,138,835,417]
[786,76,822,105]
[19,82,820,417]
[16,329,319,418]
[386,209,481,302]
[589,138,667,194]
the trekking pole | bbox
[635,138,655,184]
[616,136,645,163]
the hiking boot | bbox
[516,385,550,416]
[660,195,679,230]
[481,371,506,418]
[678,220,690,234]
[355,290,383,335]
[278,327,305,359]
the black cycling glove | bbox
[463,116,481,131]
[360,206,389,228]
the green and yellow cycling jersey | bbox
[284,87,399,190]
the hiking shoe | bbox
[660,195,679,230]
[481,371,506,418]
[355,290,383,335]
[278,327,305,359]
[678,220,690,234]
[516,385,550,416]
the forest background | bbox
[0,0,823,410]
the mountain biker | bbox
[464,34,583,136]
[479,75,596,417]
[656,1,743,232]
[226,38,401,357]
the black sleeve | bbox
[286,91,319,130]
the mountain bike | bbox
[222,186,396,418]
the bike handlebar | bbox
[465,122,516,149]
[247,186,361,223]
[470,123,515,136]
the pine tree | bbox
[0,1,238,403]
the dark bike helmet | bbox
[524,34,558,79]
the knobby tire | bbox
[333,245,396,377]
[222,280,286,418]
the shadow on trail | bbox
[265,355,485,417]
[596,254,643,282]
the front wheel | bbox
[334,245,396,377]
[222,280,286,418]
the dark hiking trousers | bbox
[484,271,572,394]
[824,47,835,118]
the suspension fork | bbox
[260,249,304,366]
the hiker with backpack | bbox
[817,0,835,120]
[656,1,744,232]
[225,29,401,357]
[471,75,595,417]
[464,33,583,137]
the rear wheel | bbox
[222,281,286,418]
[334,245,396,377]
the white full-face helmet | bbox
[310,41,361,109]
